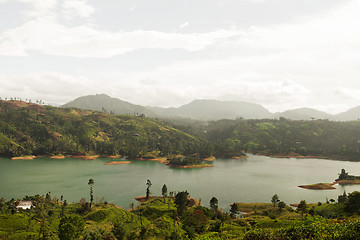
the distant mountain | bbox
[148,99,273,120]
[274,108,334,121]
[61,94,360,122]
[61,94,155,116]
[335,106,360,121]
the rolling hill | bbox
[61,94,156,117]
[274,108,334,120]
[149,99,273,120]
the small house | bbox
[16,200,33,210]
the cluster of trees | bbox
[338,168,360,180]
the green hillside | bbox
[0,100,205,158]
[204,118,360,160]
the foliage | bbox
[0,100,206,158]
[345,191,360,215]
[203,118,360,160]
[210,197,219,212]
[58,215,85,240]
[174,191,190,217]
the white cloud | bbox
[335,87,360,101]
[0,0,360,114]
[179,22,189,29]
[0,17,238,57]
[62,0,94,19]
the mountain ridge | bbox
[61,94,360,121]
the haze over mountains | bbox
[61,94,360,121]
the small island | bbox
[104,161,131,165]
[11,155,36,160]
[166,154,214,168]
[298,169,360,190]
[298,183,336,190]
[334,169,360,185]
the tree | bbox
[183,209,208,233]
[278,201,286,212]
[58,215,85,240]
[297,200,307,217]
[162,184,167,198]
[210,197,218,212]
[338,169,349,180]
[338,191,348,203]
[88,178,94,208]
[174,191,189,216]
[146,179,152,199]
[230,203,238,218]
[345,191,360,215]
[162,184,167,202]
[271,194,280,207]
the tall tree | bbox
[174,191,189,217]
[210,197,218,212]
[278,201,286,212]
[161,184,168,202]
[88,179,94,208]
[271,194,280,207]
[230,203,239,218]
[146,179,152,199]
[297,200,307,218]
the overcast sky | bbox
[0,0,359,113]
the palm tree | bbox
[88,179,94,208]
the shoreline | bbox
[298,183,336,190]
[135,157,168,163]
[104,161,131,165]
[11,155,36,160]
[334,179,360,185]
[167,164,214,168]
[203,156,216,161]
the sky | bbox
[0,0,359,114]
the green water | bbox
[1,154,360,210]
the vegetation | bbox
[4,100,360,161]
[3,182,360,239]
[0,100,208,159]
[201,118,360,160]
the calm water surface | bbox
[1,154,360,210]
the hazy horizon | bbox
[1,0,360,114]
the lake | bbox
[1,154,360,210]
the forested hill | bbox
[203,118,360,161]
[0,100,206,158]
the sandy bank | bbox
[50,155,65,159]
[232,156,248,159]
[136,157,167,163]
[72,155,99,160]
[203,156,216,161]
[104,161,131,165]
[11,155,36,160]
[335,179,360,185]
[298,183,336,190]
[167,164,214,168]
